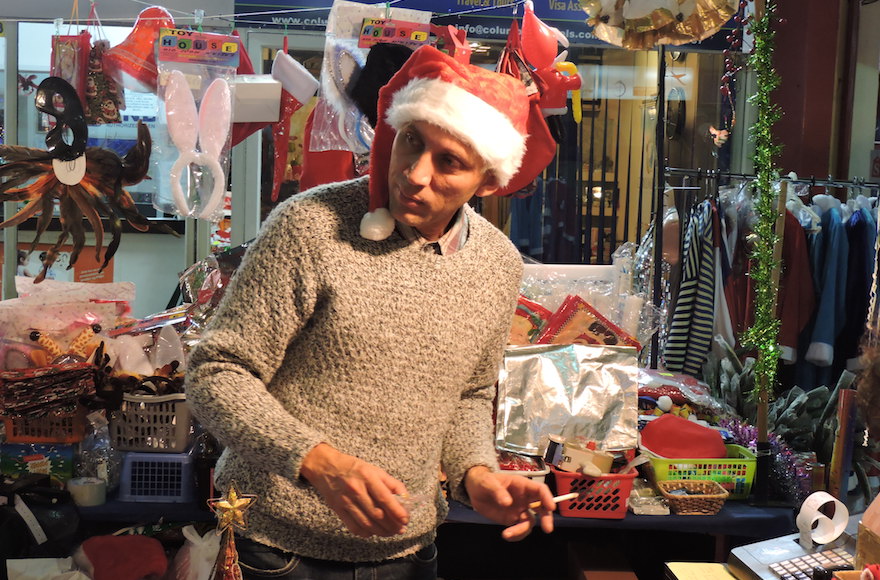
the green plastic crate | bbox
[647,444,756,499]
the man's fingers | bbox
[501,512,535,542]
[538,510,555,534]
[336,505,373,537]
[366,479,410,523]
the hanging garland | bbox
[741,0,783,399]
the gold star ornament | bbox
[207,483,257,532]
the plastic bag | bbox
[166,525,221,580]
[75,412,122,492]
[497,343,639,454]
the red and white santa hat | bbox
[361,45,532,240]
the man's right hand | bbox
[300,443,410,537]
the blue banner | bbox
[233,0,732,48]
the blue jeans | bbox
[236,536,438,580]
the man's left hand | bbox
[464,465,555,542]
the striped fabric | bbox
[664,200,716,377]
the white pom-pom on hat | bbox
[359,208,395,241]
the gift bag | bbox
[495,343,639,455]
[85,40,124,124]
[51,31,91,108]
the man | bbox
[186,45,556,579]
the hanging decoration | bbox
[709,0,750,149]
[519,0,583,141]
[0,77,175,283]
[740,0,782,400]
[207,483,257,580]
[579,0,738,50]
[494,14,568,195]
[737,0,783,503]
[270,37,320,202]
[155,27,240,221]
[103,5,175,93]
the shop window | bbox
[489,46,736,265]
[1,22,190,311]
[251,41,742,264]
[5,23,177,225]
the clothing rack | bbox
[647,166,880,369]
[664,166,880,191]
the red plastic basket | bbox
[551,466,637,520]
[2,404,87,444]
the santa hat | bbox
[73,534,168,580]
[361,45,531,241]
[639,414,728,459]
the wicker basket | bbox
[657,480,729,515]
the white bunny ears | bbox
[165,70,232,221]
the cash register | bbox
[726,514,859,580]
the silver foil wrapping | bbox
[495,344,639,455]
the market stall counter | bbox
[447,499,797,556]
[437,500,796,579]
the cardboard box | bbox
[232,74,281,123]
[569,540,638,580]
[0,443,74,488]
[557,441,614,474]
[857,521,880,570]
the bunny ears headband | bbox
[164,70,232,220]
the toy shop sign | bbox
[235,0,604,43]
[234,0,734,48]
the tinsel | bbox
[740,1,783,400]
[720,417,811,504]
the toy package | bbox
[154,28,239,221]
[509,295,553,346]
[1,444,75,488]
[536,294,641,350]
[310,0,431,155]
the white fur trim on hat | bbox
[360,208,395,241]
[384,77,526,188]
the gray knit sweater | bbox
[185,176,522,562]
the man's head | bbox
[386,120,498,241]
[361,46,531,241]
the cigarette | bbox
[529,492,578,509]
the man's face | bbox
[387,121,499,241]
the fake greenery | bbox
[741,0,783,400]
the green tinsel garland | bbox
[742,1,783,400]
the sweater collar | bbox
[395,208,469,255]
